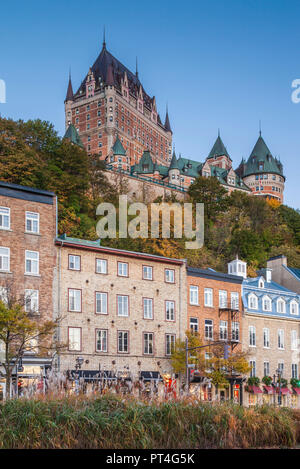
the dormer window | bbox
[262,295,272,311]
[277,298,286,314]
[259,279,265,288]
[290,300,299,315]
[249,293,258,310]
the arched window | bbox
[262,295,272,311]
[290,300,299,315]
[249,293,258,310]
[277,298,286,314]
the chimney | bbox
[265,268,272,283]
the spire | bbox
[65,70,74,102]
[169,148,179,170]
[112,134,126,156]
[207,133,231,160]
[106,62,114,86]
[259,119,262,136]
[102,26,106,49]
[136,56,138,79]
[63,124,84,148]
[164,105,172,133]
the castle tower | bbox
[237,132,285,203]
[168,149,180,186]
[64,38,172,164]
[206,131,232,170]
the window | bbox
[69,289,81,312]
[259,279,265,288]
[118,262,128,277]
[263,328,270,348]
[205,319,213,340]
[277,298,286,314]
[143,266,153,280]
[143,298,153,319]
[249,326,256,347]
[190,286,199,305]
[0,287,8,304]
[165,301,175,321]
[165,269,175,283]
[231,292,239,310]
[292,364,298,379]
[143,333,154,354]
[232,322,239,342]
[117,295,129,317]
[249,294,258,310]
[291,301,299,315]
[68,255,80,271]
[96,259,107,274]
[68,327,81,351]
[278,329,284,349]
[204,288,213,307]
[26,212,39,233]
[0,207,10,229]
[278,362,284,376]
[264,361,270,377]
[190,317,198,333]
[25,251,39,275]
[0,247,10,271]
[291,330,298,350]
[219,320,228,340]
[249,360,256,377]
[95,292,108,315]
[118,331,129,353]
[25,289,39,313]
[166,334,175,355]
[263,296,272,312]
[219,290,227,308]
[96,329,107,352]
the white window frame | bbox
[190,286,199,305]
[165,269,175,283]
[69,255,81,271]
[264,361,270,377]
[0,247,10,272]
[165,300,175,321]
[117,295,129,317]
[277,298,286,314]
[291,330,298,351]
[262,295,272,312]
[248,293,258,310]
[118,262,128,277]
[143,298,153,319]
[25,250,39,275]
[96,329,107,352]
[231,322,239,342]
[290,300,299,316]
[190,317,198,333]
[143,266,153,280]
[0,207,10,230]
[205,319,213,340]
[166,334,175,356]
[118,331,129,353]
[292,363,298,379]
[249,325,256,347]
[95,292,108,315]
[231,292,239,310]
[219,320,228,340]
[143,332,154,355]
[278,329,284,349]
[219,290,227,308]
[249,360,256,377]
[263,328,270,348]
[68,289,81,312]
[25,289,39,314]
[204,288,213,307]
[96,259,107,274]
[25,211,39,234]
[68,327,81,351]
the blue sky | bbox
[1,0,300,208]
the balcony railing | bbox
[219,300,239,310]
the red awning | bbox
[277,387,291,395]
[263,385,274,394]
[293,387,300,395]
[247,385,262,394]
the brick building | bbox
[54,235,187,381]
[64,39,172,167]
[186,265,244,403]
[0,181,57,395]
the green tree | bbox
[188,176,228,221]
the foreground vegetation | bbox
[0,395,299,449]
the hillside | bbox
[0,117,299,273]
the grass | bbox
[0,394,298,449]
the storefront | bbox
[245,385,263,406]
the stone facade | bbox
[55,236,187,379]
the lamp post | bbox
[75,356,84,391]
[276,368,282,406]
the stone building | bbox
[186,266,244,403]
[267,255,300,294]
[0,181,57,396]
[54,235,187,381]
[64,39,172,166]
[231,257,300,407]
[236,132,285,203]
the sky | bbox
[1,0,300,209]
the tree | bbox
[188,176,228,221]
[171,331,250,389]
[0,282,63,399]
